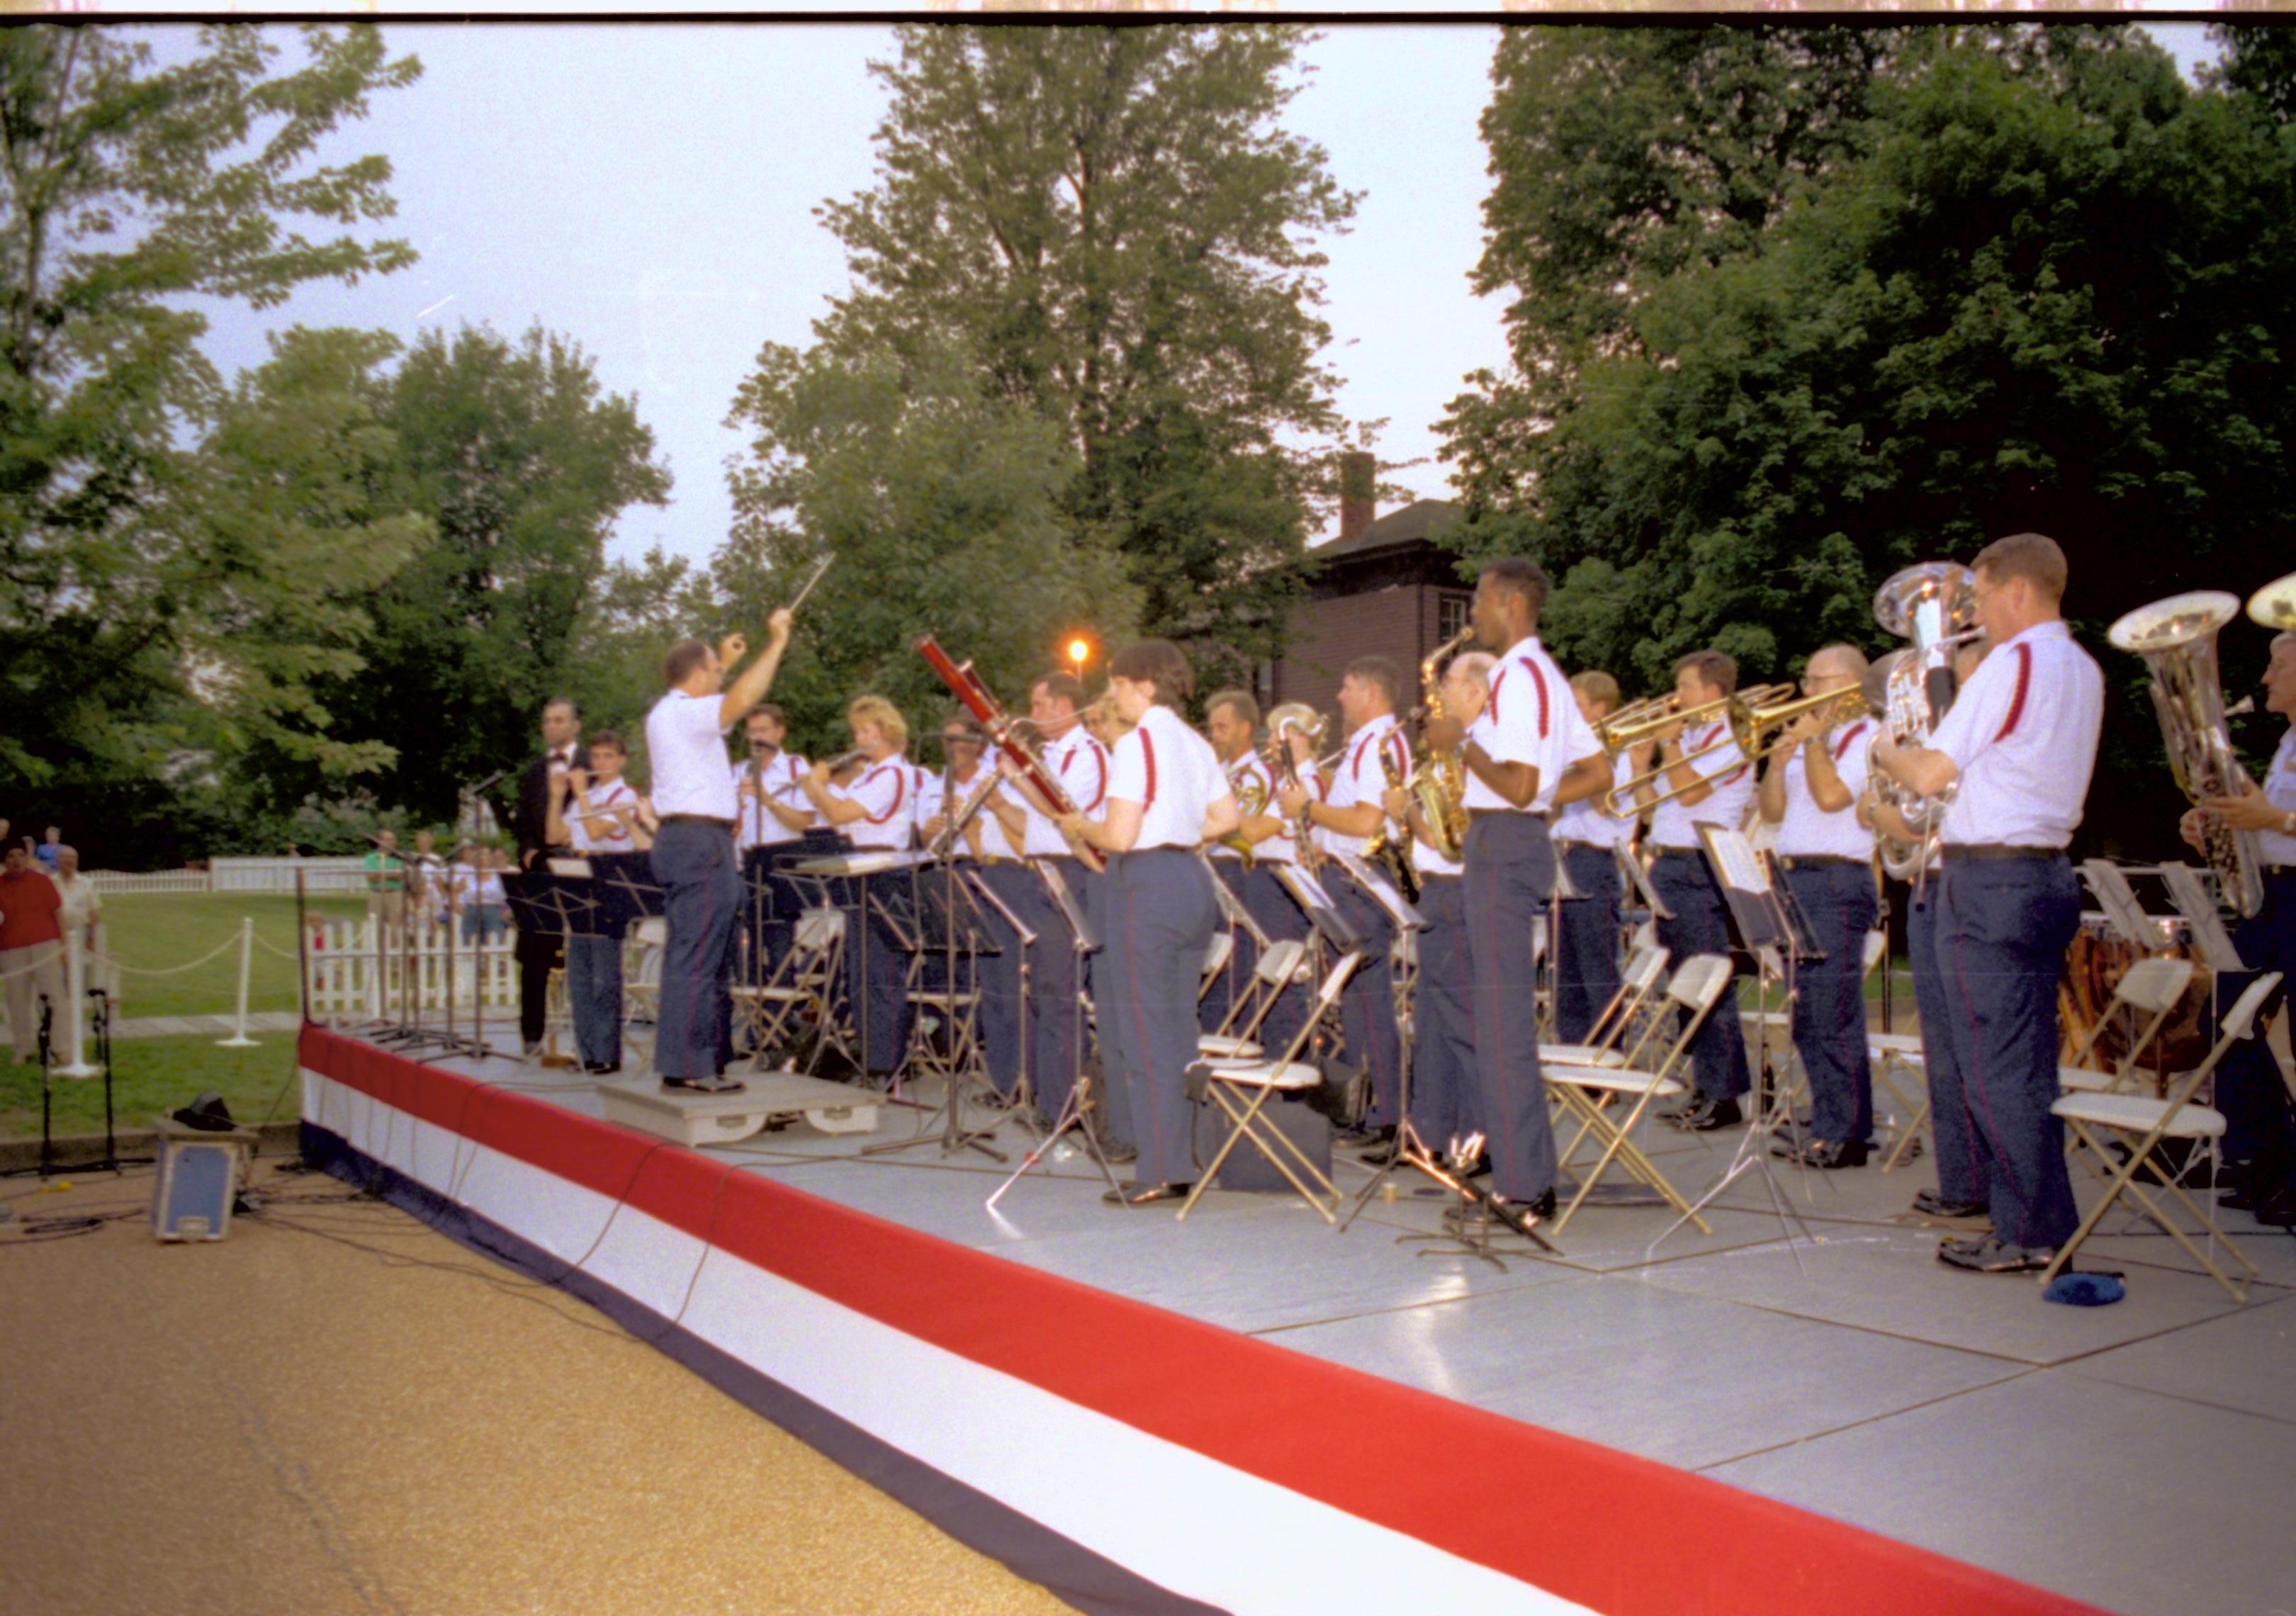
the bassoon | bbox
[916,636,1105,873]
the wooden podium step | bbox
[595,1071,881,1150]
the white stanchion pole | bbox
[217,916,258,1048]
[52,923,99,1079]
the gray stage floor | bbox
[415,1050,2296,1616]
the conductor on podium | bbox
[644,614,794,1094]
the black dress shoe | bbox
[584,1060,622,1076]
[1336,1124,1395,1152]
[663,1074,745,1094]
[1103,1182,1192,1207]
[1937,1234,2056,1274]
[1779,1138,1868,1169]
[1360,1139,1409,1168]
[1666,1095,1742,1132]
[1911,1189,1988,1220]
[1458,1151,1492,1179]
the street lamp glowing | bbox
[1067,637,1090,670]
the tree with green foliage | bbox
[0,23,421,806]
[1445,23,2296,856]
[320,323,672,823]
[720,335,1134,750]
[796,23,1358,690]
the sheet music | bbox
[1033,860,1100,953]
[547,857,594,879]
[1704,827,1772,894]
[2156,862,2250,974]
[1322,846,1427,931]
[2078,859,2156,948]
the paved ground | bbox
[0,1162,1069,1616]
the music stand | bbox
[1651,826,1825,1257]
[502,868,600,1070]
[988,858,1126,1206]
[2155,862,2250,975]
[1273,863,1363,954]
[864,859,1006,1162]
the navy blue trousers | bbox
[1782,863,1876,1146]
[1553,843,1623,1043]
[967,863,1048,1100]
[1909,887,1989,1205]
[1650,851,1752,1102]
[1463,814,1558,1202]
[1237,865,1312,1058]
[1933,853,2081,1250]
[1329,874,1404,1128]
[839,879,913,1077]
[1408,874,1484,1150]
[1025,860,1094,1123]
[1096,848,1217,1186]
[2214,869,2296,1165]
[563,932,624,1069]
[1201,859,1256,1035]
[650,819,741,1080]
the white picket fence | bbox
[88,856,381,897]
[306,919,519,1021]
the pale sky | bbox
[174,21,2219,564]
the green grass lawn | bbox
[1,1034,305,1140]
[97,892,366,1019]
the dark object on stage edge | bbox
[172,1092,237,1133]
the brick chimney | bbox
[1337,450,1375,548]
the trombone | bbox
[1599,682,1869,817]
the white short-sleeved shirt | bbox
[1929,619,2103,850]
[1467,636,1603,814]
[1109,705,1233,851]
[568,778,641,855]
[1773,717,1876,861]
[1320,713,1409,856]
[731,751,812,850]
[645,690,738,821]
[1006,724,1110,858]
[835,757,914,851]
[915,763,994,858]
[1555,754,1633,851]
[1648,718,1755,851]
[1215,751,1296,865]
[2259,729,2296,868]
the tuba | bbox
[2109,592,2266,918]
[2249,571,2296,632]
[1871,561,1980,880]
[1409,629,1474,860]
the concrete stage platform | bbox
[296,1027,2295,1616]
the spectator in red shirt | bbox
[0,843,66,1063]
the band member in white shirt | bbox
[2181,625,2296,1225]
[1553,672,1631,1043]
[547,729,647,1074]
[1276,657,1410,1146]
[1381,650,1494,1169]
[644,615,792,1094]
[1424,560,1609,1215]
[729,701,814,992]
[1874,532,2103,1273]
[1627,649,1759,1130]
[1059,639,1239,1205]
[1756,645,1877,1167]
[986,672,1113,1137]
[801,695,917,1077]
[1204,689,1309,1050]
[917,712,1028,1097]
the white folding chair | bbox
[2056,955,2197,1096]
[1200,938,1310,1060]
[1543,944,1671,1070]
[1196,932,1234,1006]
[733,907,849,1072]
[2042,972,2279,1303]
[1180,952,1364,1224]
[1547,954,1735,1235]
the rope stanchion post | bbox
[52,924,99,1079]
[217,916,258,1048]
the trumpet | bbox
[1597,683,1797,816]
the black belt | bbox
[660,814,733,829]
[1779,854,1865,870]
[1650,846,1703,859]
[1467,808,1553,823]
[1942,843,2061,862]
[1554,839,1611,855]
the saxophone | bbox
[1218,759,1268,866]
[1411,629,1474,860]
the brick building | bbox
[1259,461,1469,724]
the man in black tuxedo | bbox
[510,697,587,1054]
